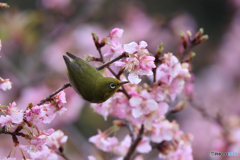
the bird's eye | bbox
[110,83,116,89]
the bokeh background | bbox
[0,0,240,159]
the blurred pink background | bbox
[0,0,239,159]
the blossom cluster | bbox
[211,115,240,154]
[90,28,193,160]
[104,28,156,84]
[88,120,193,160]
[19,129,68,160]
[26,91,67,125]
[0,90,68,159]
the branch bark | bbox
[124,124,144,160]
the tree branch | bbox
[96,52,127,70]
[123,120,135,142]
[37,83,71,106]
[124,124,144,160]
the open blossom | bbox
[26,91,67,124]
[89,130,119,152]
[0,78,12,91]
[0,102,23,131]
[136,136,152,154]
[52,91,67,115]
[91,92,129,120]
[6,102,23,124]
[28,145,58,160]
[19,129,63,160]
[151,119,177,143]
[104,28,124,58]
[114,134,131,156]
[115,41,156,84]
[104,29,156,84]
[0,115,18,132]
[128,90,168,129]
[46,130,68,151]
[109,28,124,39]
[158,132,193,160]
[156,53,190,101]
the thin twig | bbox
[123,120,135,142]
[97,47,104,62]
[124,124,144,160]
[37,83,71,106]
[96,52,127,70]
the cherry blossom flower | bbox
[156,53,190,101]
[128,90,168,129]
[52,91,67,115]
[29,145,58,160]
[136,136,152,153]
[0,102,23,131]
[46,130,68,151]
[0,115,18,132]
[19,138,46,155]
[110,28,124,39]
[26,91,67,124]
[129,96,158,119]
[104,41,124,58]
[89,130,119,152]
[88,156,96,160]
[116,41,156,84]
[151,119,176,143]
[113,134,131,157]
[6,102,23,124]
[104,28,124,58]
[158,132,193,160]
[0,78,12,91]
[91,92,129,120]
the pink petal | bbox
[146,99,158,111]
[128,73,141,84]
[132,107,143,118]
[158,102,169,115]
[129,97,142,107]
[123,42,138,54]
[139,41,148,48]
[110,28,124,38]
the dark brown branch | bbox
[56,147,69,160]
[96,52,127,70]
[37,83,71,106]
[124,124,144,160]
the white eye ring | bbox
[110,83,116,89]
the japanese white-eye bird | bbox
[63,52,129,103]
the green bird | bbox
[63,52,129,103]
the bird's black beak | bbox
[120,81,129,85]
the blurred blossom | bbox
[71,25,108,57]
[46,130,68,151]
[89,129,119,152]
[42,37,72,73]
[0,102,23,131]
[0,78,12,91]
[114,40,156,84]
[25,91,67,125]
[88,156,96,160]
[169,13,197,36]
[41,0,71,9]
